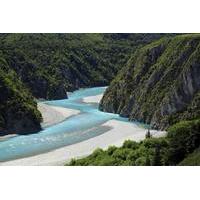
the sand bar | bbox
[0,93,166,166]
[82,94,103,104]
[0,119,166,166]
[38,102,80,128]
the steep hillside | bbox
[0,58,42,135]
[0,33,171,135]
[100,34,200,130]
[0,33,171,100]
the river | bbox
[0,87,149,162]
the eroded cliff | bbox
[100,34,200,129]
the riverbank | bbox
[0,134,17,141]
[0,119,165,166]
[0,103,80,141]
[38,103,80,128]
[0,88,166,165]
[82,94,103,104]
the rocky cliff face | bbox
[99,34,200,130]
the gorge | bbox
[0,87,164,165]
[0,33,200,165]
[100,34,200,129]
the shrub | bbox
[68,119,200,166]
[166,119,200,165]
[152,146,162,166]
[145,129,152,139]
[107,146,118,156]
[91,148,104,158]
[135,157,147,166]
[112,148,131,161]
[179,148,200,166]
[122,140,139,149]
[94,156,116,166]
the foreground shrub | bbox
[68,119,200,166]
[166,119,200,165]
[122,140,139,149]
[107,146,118,156]
[179,148,200,166]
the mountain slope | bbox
[0,33,174,135]
[99,34,200,129]
[0,58,42,135]
[0,33,172,100]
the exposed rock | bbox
[100,34,200,130]
[0,110,41,135]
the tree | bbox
[152,145,162,166]
[145,128,152,139]
[145,154,151,165]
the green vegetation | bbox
[179,148,200,166]
[68,119,200,166]
[1,33,199,164]
[68,138,169,166]
[0,33,173,134]
[89,34,200,166]
[166,119,200,164]
[0,58,42,135]
[0,33,172,99]
[100,34,200,129]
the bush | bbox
[152,146,162,166]
[143,137,168,149]
[135,157,147,166]
[122,140,139,149]
[166,119,200,165]
[94,156,116,166]
[68,119,200,166]
[179,148,200,166]
[112,148,131,161]
[107,146,118,156]
[91,148,104,158]
[145,129,152,139]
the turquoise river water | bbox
[0,87,148,162]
